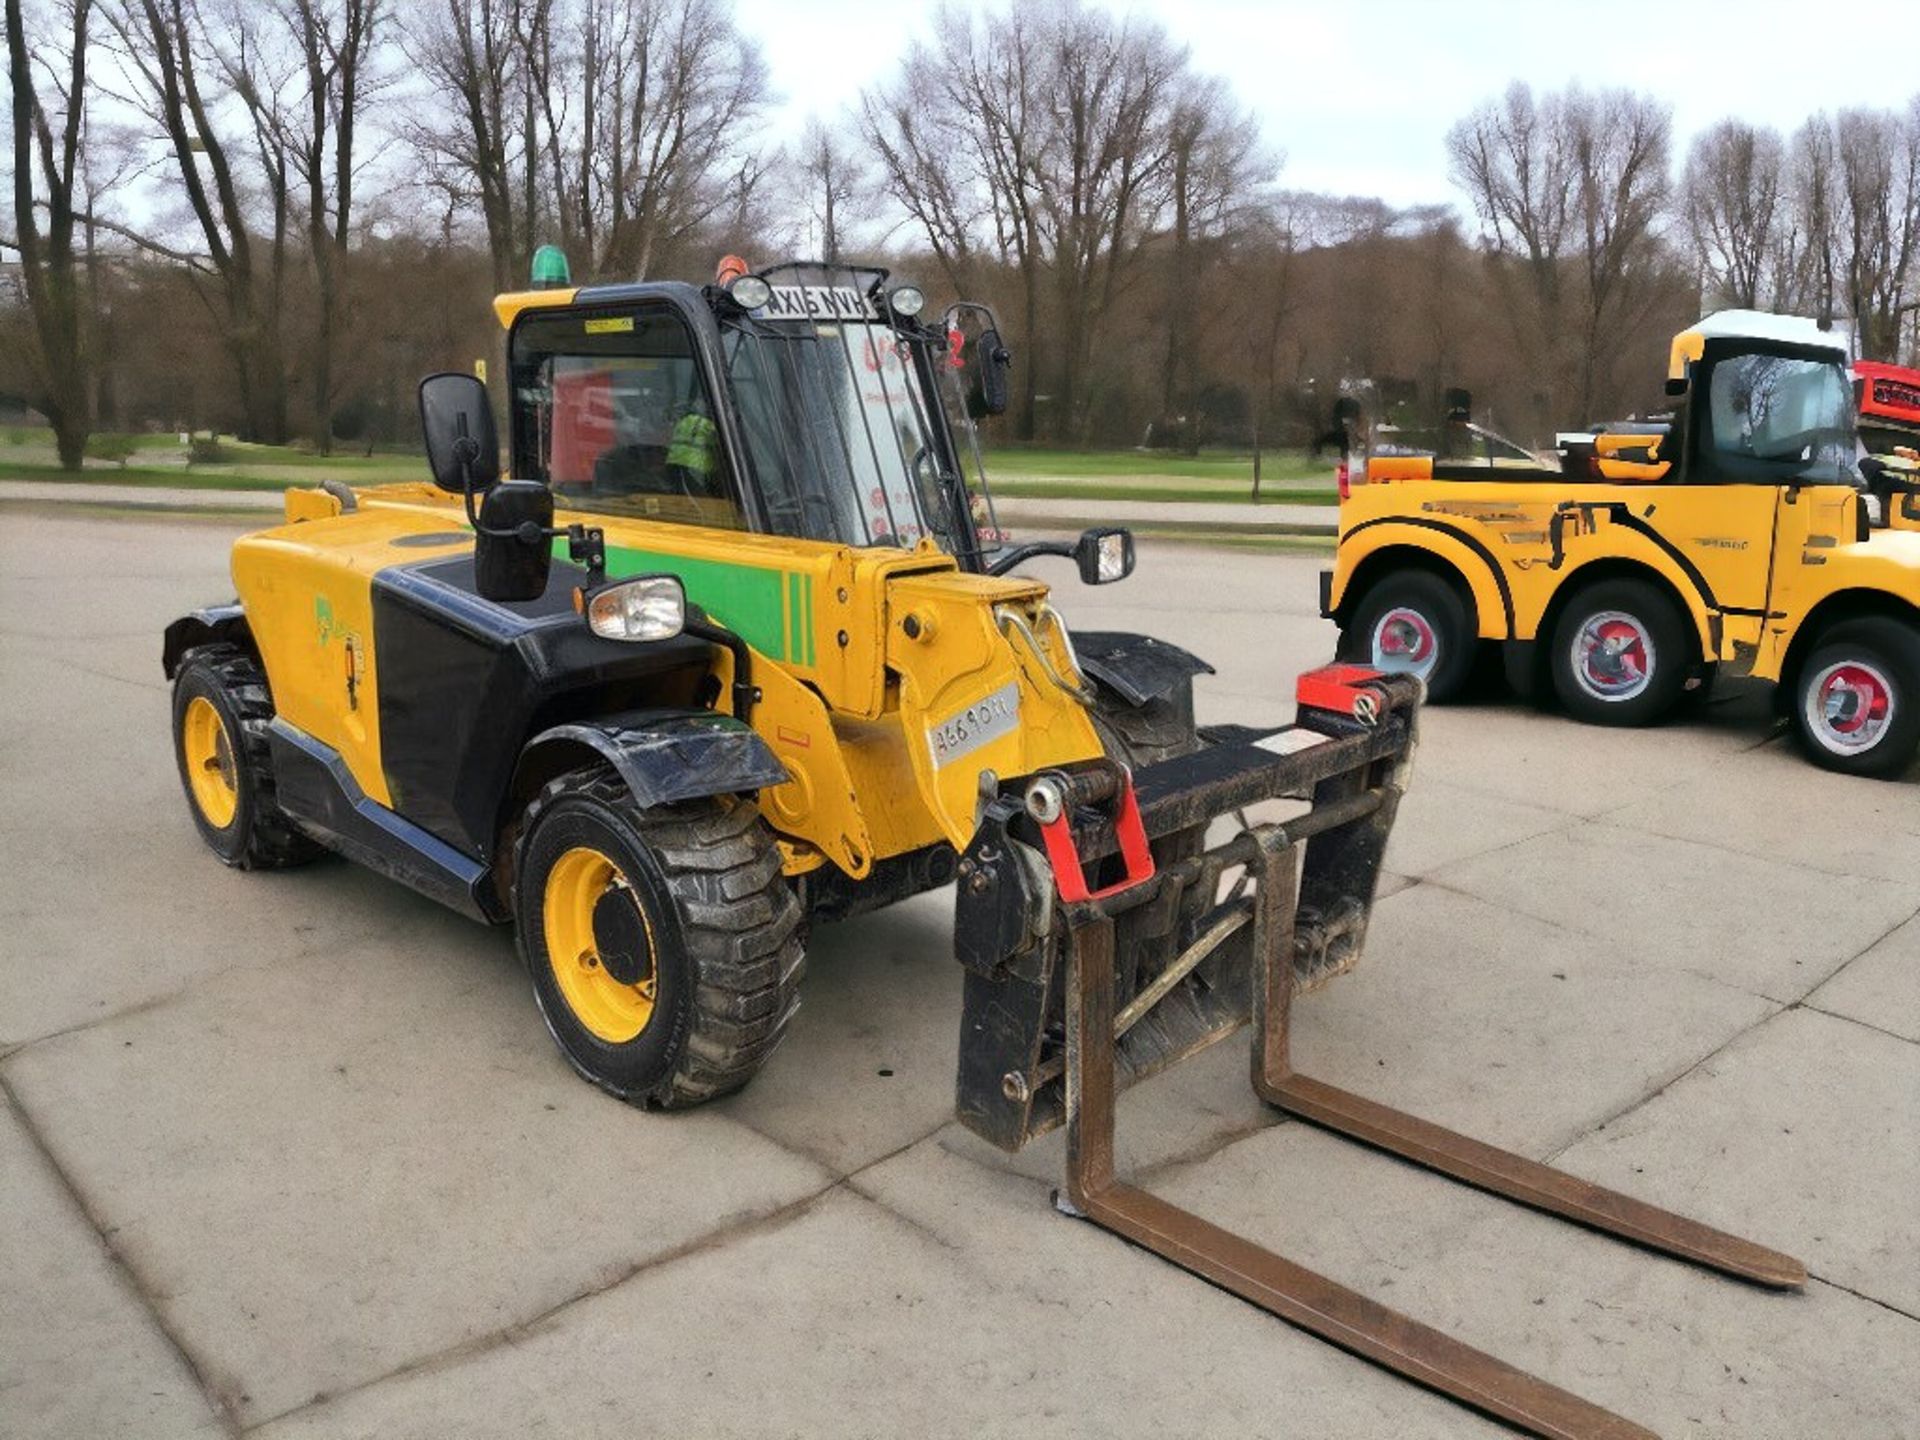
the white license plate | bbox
[928,682,1021,768]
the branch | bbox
[71,207,217,272]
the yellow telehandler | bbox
[166,257,1801,1438]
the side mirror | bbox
[419,372,500,495]
[1664,377,1689,400]
[1075,526,1135,585]
[475,480,555,602]
[971,328,1013,418]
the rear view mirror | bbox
[1075,527,1135,585]
[419,372,500,495]
[475,480,554,602]
[971,328,1012,418]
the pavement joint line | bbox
[1580,813,1913,886]
[0,1072,246,1439]
[0,907,452,1061]
[1795,1001,1919,1048]
[1806,1274,1920,1325]
[237,1181,847,1434]
[246,1116,960,1433]
[1539,997,1792,1169]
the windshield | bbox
[1707,352,1858,484]
[718,265,987,557]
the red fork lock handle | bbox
[1035,769,1156,905]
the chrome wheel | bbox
[1803,660,1895,756]
[1370,606,1440,680]
[1570,610,1654,702]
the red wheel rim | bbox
[1371,606,1438,679]
[1806,660,1894,754]
[1573,611,1654,701]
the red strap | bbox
[1036,771,1156,904]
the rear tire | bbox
[170,644,323,869]
[1340,570,1477,702]
[1549,578,1689,727]
[515,767,804,1107]
[1791,618,1920,778]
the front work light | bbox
[888,285,926,319]
[531,244,571,289]
[728,273,772,311]
[586,574,687,642]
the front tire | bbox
[1791,618,1920,778]
[170,644,323,869]
[514,768,804,1107]
[1340,570,1477,702]
[1549,578,1690,726]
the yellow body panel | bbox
[256,481,1108,877]
[232,507,476,803]
[1332,477,1920,683]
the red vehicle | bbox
[1854,360,1920,530]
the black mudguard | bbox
[163,602,252,678]
[515,709,789,811]
[1074,631,1213,708]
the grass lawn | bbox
[2,429,1337,507]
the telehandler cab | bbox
[168,259,1800,1438]
[1326,311,1920,777]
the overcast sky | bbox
[734,0,1915,210]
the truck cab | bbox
[1324,311,1920,777]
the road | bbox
[2,510,1915,1439]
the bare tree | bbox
[1448,83,1671,425]
[1567,88,1671,416]
[410,0,765,289]
[1833,103,1920,360]
[100,0,294,440]
[405,0,541,292]
[7,0,94,468]
[790,114,865,263]
[1683,118,1784,309]
[863,0,1196,442]
[1158,73,1266,425]
[281,0,381,452]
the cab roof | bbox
[1669,309,1850,377]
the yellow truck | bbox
[1324,311,1920,777]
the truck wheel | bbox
[1791,618,1920,778]
[170,644,323,869]
[515,768,805,1107]
[1549,578,1689,726]
[1341,571,1476,702]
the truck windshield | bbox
[1707,352,1858,485]
[717,267,983,556]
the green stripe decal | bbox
[567,539,792,660]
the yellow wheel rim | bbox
[181,695,240,829]
[543,846,658,1044]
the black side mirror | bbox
[419,372,500,495]
[1075,526,1135,585]
[971,328,1012,418]
[475,480,555,602]
[1664,376,1689,399]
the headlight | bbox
[888,285,925,319]
[586,575,686,641]
[728,273,772,310]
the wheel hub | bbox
[1371,607,1437,678]
[1574,613,1652,700]
[1809,661,1893,753]
[591,881,654,986]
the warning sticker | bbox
[1253,728,1331,757]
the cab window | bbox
[510,306,742,529]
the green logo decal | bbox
[315,596,337,645]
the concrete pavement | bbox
[1,512,1915,1439]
